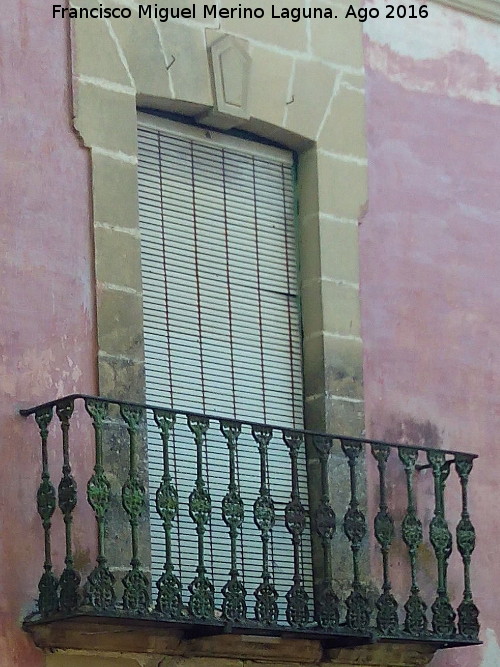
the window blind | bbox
[137,116,312,616]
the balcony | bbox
[21,394,480,659]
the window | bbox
[137,114,311,614]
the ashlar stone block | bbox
[297,148,320,218]
[248,46,294,127]
[319,85,367,158]
[302,333,326,398]
[325,394,364,436]
[94,226,142,292]
[304,393,327,431]
[319,216,360,284]
[96,287,145,361]
[146,0,220,26]
[300,280,324,336]
[72,17,132,85]
[109,12,172,100]
[285,60,337,141]
[298,215,322,288]
[219,0,308,51]
[157,22,212,106]
[317,152,367,220]
[73,81,137,154]
[92,152,139,229]
[321,279,362,337]
[311,5,364,68]
[98,354,145,403]
[324,334,363,399]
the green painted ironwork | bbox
[83,398,116,611]
[312,435,339,629]
[55,398,81,612]
[220,419,246,622]
[455,455,479,639]
[371,444,398,635]
[187,415,214,620]
[35,406,59,617]
[153,408,183,619]
[399,447,427,636]
[341,439,370,632]
[252,426,279,625]
[428,450,456,638]
[283,431,310,628]
[120,404,149,614]
[22,393,480,646]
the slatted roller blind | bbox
[137,114,312,616]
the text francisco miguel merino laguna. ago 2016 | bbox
[52,3,365,22]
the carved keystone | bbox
[200,34,251,130]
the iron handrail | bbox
[20,393,480,645]
[20,393,478,459]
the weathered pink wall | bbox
[0,1,96,664]
[362,7,500,667]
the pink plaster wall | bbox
[0,2,96,664]
[361,14,500,667]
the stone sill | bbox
[24,614,368,662]
[24,613,479,664]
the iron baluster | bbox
[220,420,246,622]
[283,430,309,628]
[56,398,81,612]
[21,392,481,644]
[455,455,479,639]
[153,409,182,619]
[187,415,214,619]
[120,404,149,613]
[312,435,339,629]
[371,444,398,635]
[399,447,427,635]
[428,450,456,638]
[341,439,370,631]
[252,426,279,625]
[35,406,59,616]
[83,398,116,611]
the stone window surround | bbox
[70,8,368,616]
[36,11,449,666]
[71,12,367,437]
[71,6,367,612]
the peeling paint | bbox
[480,629,500,667]
[365,40,500,104]
[365,1,500,69]
[362,5,500,667]
[363,1,500,104]
[0,0,97,663]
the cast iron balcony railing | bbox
[21,394,480,648]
